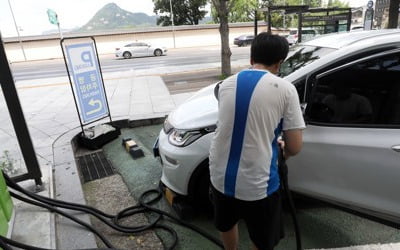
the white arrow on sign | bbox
[86,98,103,116]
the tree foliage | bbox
[211,0,260,23]
[153,0,208,26]
[327,0,349,8]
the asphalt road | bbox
[9,45,250,83]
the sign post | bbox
[47,9,63,39]
[60,37,118,149]
[62,40,109,125]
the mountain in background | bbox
[78,3,157,32]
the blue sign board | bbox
[65,43,108,124]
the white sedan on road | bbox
[115,42,167,59]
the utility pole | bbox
[7,0,26,61]
[388,0,400,28]
[169,0,176,48]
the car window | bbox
[306,51,400,126]
[303,30,316,35]
[279,45,336,77]
[289,30,297,35]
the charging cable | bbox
[2,172,223,250]
[278,148,303,250]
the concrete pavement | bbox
[1,68,195,248]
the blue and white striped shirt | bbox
[209,69,305,201]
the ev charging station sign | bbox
[65,42,109,124]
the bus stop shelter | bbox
[256,6,352,43]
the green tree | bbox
[211,0,260,23]
[153,0,208,26]
[327,0,349,7]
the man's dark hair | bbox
[251,32,289,66]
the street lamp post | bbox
[169,0,176,48]
[7,0,26,61]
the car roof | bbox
[303,29,400,49]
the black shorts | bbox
[210,185,284,250]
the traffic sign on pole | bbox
[47,9,59,25]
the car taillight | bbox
[294,34,298,38]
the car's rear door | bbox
[289,49,400,223]
[136,43,150,56]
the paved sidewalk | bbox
[0,70,193,249]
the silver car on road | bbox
[115,42,167,59]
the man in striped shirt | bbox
[209,32,305,250]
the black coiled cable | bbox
[278,149,303,250]
[2,172,223,250]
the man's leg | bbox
[220,223,239,250]
[244,191,283,250]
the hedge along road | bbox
[102,124,400,250]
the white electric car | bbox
[154,29,400,225]
[115,42,167,59]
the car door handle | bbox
[391,145,400,153]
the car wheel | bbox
[154,49,162,56]
[188,160,212,214]
[123,52,132,59]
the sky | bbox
[0,0,369,38]
[0,0,156,37]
